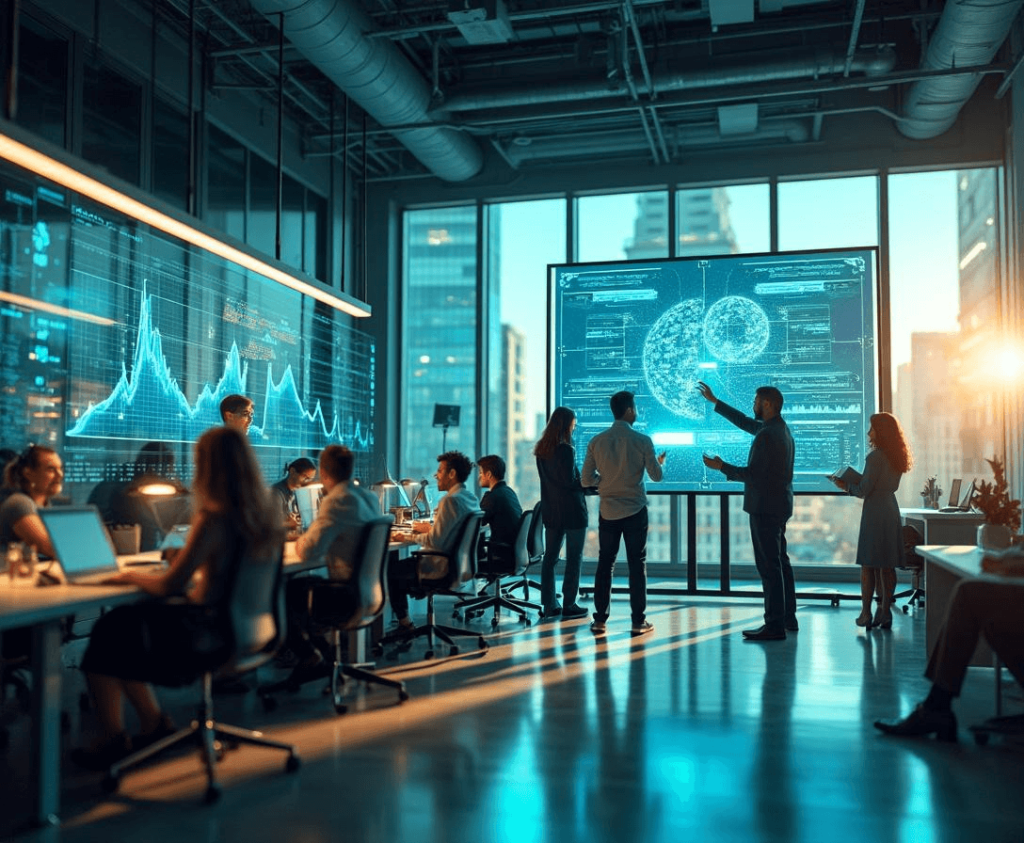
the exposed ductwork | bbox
[900,0,1024,140]
[431,47,897,115]
[248,0,483,182]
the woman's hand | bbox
[830,476,847,491]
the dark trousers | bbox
[387,556,420,620]
[540,525,585,611]
[749,513,795,630]
[927,578,1024,696]
[593,507,649,624]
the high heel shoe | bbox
[855,611,873,629]
[873,606,893,630]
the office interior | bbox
[2,0,1024,839]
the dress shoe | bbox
[561,604,588,620]
[785,619,799,632]
[590,619,606,634]
[874,704,957,742]
[742,625,786,641]
[541,605,562,619]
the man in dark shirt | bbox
[699,381,796,641]
[476,454,522,571]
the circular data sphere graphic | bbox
[703,296,770,363]
[642,298,704,418]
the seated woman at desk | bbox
[270,457,317,534]
[71,427,283,770]
[830,412,912,630]
[0,445,63,558]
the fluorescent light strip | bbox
[0,133,371,318]
[0,290,117,326]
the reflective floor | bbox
[6,592,1024,843]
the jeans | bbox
[748,513,795,630]
[540,526,585,611]
[593,507,649,624]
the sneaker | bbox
[541,605,562,619]
[561,604,588,620]
[590,619,606,634]
[631,621,654,635]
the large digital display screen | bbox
[0,153,374,498]
[551,250,878,493]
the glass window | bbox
[280,173,304,271]
[82,58,142,186]
[248,154,277,257]
[304,189,327,281]
[889,168,1003,503]
[16,16,67,148]
[487,199,566,505]
[401,207,478,481]
[676,184,769,256]
[778,175,878,251]
[152,97,190,211]
[205,124,246,242]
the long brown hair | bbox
[192,427,282,549]
[534,407,576,460]
[870,412,913,474]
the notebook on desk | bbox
[38,506,136,585]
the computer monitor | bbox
[294,483,325,531]
[946,479,962,509]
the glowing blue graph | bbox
[67,290,372,452]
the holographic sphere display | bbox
[642,298,704,417]
[702,295,770,363]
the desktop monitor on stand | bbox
[432,403,461,452]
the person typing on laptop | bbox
[71,427,284,770]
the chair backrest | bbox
[448,510,484,586]
[220,542,286,676]
[509,509,532,577]
[525,501,544,565]
[345,515,395,630]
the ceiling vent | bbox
[709,0,755,28]
[447,0,514,45]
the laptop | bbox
[939,480,975,512]
[294,483,325,531]
[38,506,136,585]
[946,479,962,508]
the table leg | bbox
[29,619,63,827]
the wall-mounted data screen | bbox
[551,250,878,493]
[0,153,374,497]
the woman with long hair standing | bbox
[535,407,589,619]
[831,412,913,630]
[72,427,284,769]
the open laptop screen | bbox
[38,506,120,581]
[946,479,962,509]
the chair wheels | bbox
[477,636,487,650]
[425,649,435,659]
[831,596,840,608]
[452,611,462,620]
[449,645,460,656]
[333,700,348,715]
[491,618,499,628]
[902,606,910,614]
[399,690,410,702]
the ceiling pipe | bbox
[900,0,1024,139]
[431,47,897,115]
[248,0,483,182]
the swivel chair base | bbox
[455,577,541,627]
[377,593,488,659]
[104,672,299,804]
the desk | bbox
[916,545,992,668]
[901,508,985,544]
[1,581,143,827]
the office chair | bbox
[454,509,541,627]
[259,515,409,714]
[501,502,546,606]
[375,510,488,659]
[896,524,926,613]
[102,545,300,804]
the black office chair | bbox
[376,510,488,659]
[102,545,300,804]
[896,524,926,613]
[454,508,541,627]
[501,501,546,608]
[260,516,409,714]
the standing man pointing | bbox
[582,390,666,636]
[698,381,796,641]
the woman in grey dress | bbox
[831,412,913,630]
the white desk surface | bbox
[901,508,986,522]
[916,544,984,577]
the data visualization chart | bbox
[551,250,877,493]
[0,154,374,490]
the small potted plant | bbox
[973,457,1021,550]
[920,476,942,509]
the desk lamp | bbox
[371,459,410,515]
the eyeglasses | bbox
[236,410,255,420]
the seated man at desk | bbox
[390,450,479,633]
[874,545,1024,742]
[285,445,379,680]
[476,454,522,572]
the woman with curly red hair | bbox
[831,412,913,630]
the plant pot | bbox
[977,523,1012,551]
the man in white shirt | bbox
[390,450,479,631]
[582,391,665,636]
[285,445,379,678]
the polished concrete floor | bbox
[5,591,1024,843]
